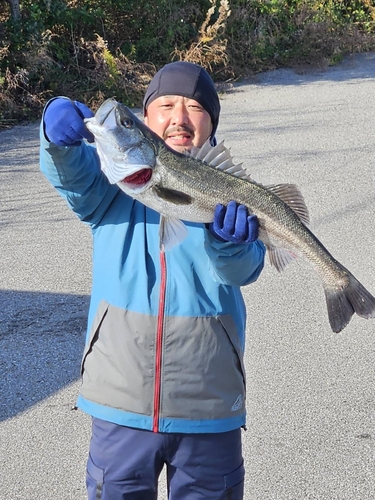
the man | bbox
[40,61,265,500]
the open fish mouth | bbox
[121,168,152,186]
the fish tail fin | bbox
[324,273,375,333]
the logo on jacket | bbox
[231,394,243,411]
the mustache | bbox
[163,125,194,139]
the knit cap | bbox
[143,61,220,140]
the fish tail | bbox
[324,273,375,333]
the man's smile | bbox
[164,126,194,149]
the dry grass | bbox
[72,35,156,110]
[1,0,375,125]
[173,0,233,78]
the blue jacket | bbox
[40,120,265,433]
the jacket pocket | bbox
[217,314,246,391]
[80,302,157,415]
[80,300,109,376]
[161,314,246,419]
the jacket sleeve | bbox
[204,228,266,286]
[39,113,120,226]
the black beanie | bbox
[143,61,220,140]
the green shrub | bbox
[0,0,375,124]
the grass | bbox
[1,0,375,125]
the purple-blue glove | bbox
[44,98,95,146]
[209,201,259,244]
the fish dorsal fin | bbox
[187,140,252,181]
[266,184,310,226]
[189,139,221,161]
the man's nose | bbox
[170,104,189,126]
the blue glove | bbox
[44,98,95,146]
[209,201,259,244]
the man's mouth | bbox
[165,127,194,145]
[168,134,191,140]
[165,134,194,152]
[121,169,152,185]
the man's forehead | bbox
[154,95,203,105]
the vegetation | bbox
[1,0,375,125]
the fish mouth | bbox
[121,168,152,186]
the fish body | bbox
[85,98,375,333]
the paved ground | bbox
[1,52,374,499]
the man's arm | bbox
[40,97,120,225]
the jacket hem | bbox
[77,395,246,433]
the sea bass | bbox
[85,98,375,333]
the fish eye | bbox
[121,118,133,128]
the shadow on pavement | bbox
[0,289,89,421]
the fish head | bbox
[85,98,157,194]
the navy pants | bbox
[86,418,244,500]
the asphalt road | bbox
[1,52,374,499]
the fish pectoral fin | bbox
[266,184,310,226]
[266,244,298,272]
[159,216,188,251]
[153,186,192,205]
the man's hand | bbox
[44,98,95,146]
[209,201,259,244]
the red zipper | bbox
[153,250,167,432]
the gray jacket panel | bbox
[80,301,246,421]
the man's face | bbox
[144,95,213,153]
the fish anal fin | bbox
[266,244,298,272]
[266,184,310,226]
[153,186,192,205]
[159,216,188,251]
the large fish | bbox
[84,98,375,333]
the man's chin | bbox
[172,145,193,154]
